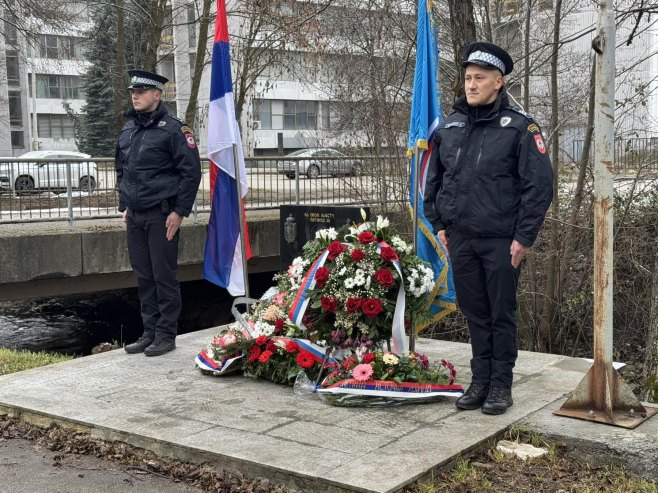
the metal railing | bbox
[571,137,658,173]
[0,155,410,226]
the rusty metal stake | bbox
[554,0,657,429]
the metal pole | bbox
[232,143,250,300]
[409,148,421,353]
[66,161,74,231]
[555,0,657,428]
[592,0,615,417]
[31,68,39,151]
[295,159,300,205]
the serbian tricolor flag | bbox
[202,0,252,296]
[407,0,456,328]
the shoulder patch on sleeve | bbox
[527,123,540,133]
[181,126,196,148]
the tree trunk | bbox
[185,0,212,127]
[142,0,168,72]
[517,0,536,348]
[446,0,476,99]
[114,0,128,133]
[644,241,658,402]
[539,0,563,353]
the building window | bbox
[11,131,24,148]
[29,75,84,99]
[29,35,85,60]
[254,99,318,130]
[36,114,75,138]
[9,91,22,125]
[6,54,20,86]
[4,20,17,44]
[253,99,272,129]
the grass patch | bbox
[406,427,658,493]
[0,348,72,376]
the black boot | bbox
[481,387,513,415]
[124,336,154,354]
[456,383,490,410]
[144,339,176,357]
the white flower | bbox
[383,353,399,365]
[376,216,390,229]
[254,321,274,336]
[288,256,308,279]
[345,278,356,289]
[337,267,347,276]
[315,227,337,241]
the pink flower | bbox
[352,363,374,381]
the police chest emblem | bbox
[158,121,166,127]
[500,116,511,127]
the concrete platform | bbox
[0,328,655,492]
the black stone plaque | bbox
[279,205,370,271]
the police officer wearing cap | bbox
[116,69,201,357]
[424,42,553,414]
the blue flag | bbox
[408,0,456,327]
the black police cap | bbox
[127,69,169,91]
[462,42,514,76]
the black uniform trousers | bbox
[126,206,181,342]
[448,229,520,389]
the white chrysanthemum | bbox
[344,278,356,289]
[354,274,366,286]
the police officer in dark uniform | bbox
[116,69,201,357]
[424,43,553,414]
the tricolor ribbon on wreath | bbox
[287,242,408,356]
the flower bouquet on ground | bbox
[316,350,463,407]
[195,213,463,404]
[195,325,253,375]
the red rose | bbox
[285,340,299,353]
[374,269,395,287]
[327,241,346,260]
[363,353,376,364]
[358,231,376,244]
[380,246,399,262]
[362,298,383,318]
[296,351,315,368]
[314,266,330,287]
[351,249,365,262]
[266,341,278,352]
[255,335,268,346]
[321,295,338,312]
[258,350,273,363]
[274,319,285,333]
[345,297,362,313]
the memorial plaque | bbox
[279,205,370,271]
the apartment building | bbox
[0,5,89,156]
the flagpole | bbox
[410,147,421,353]
[232,143,250,300]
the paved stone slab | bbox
[0,328,595,493]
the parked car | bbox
[0,150,98,194]
[276,148,363,179]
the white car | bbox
[276,148,363,179]
[0,150,98,194]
